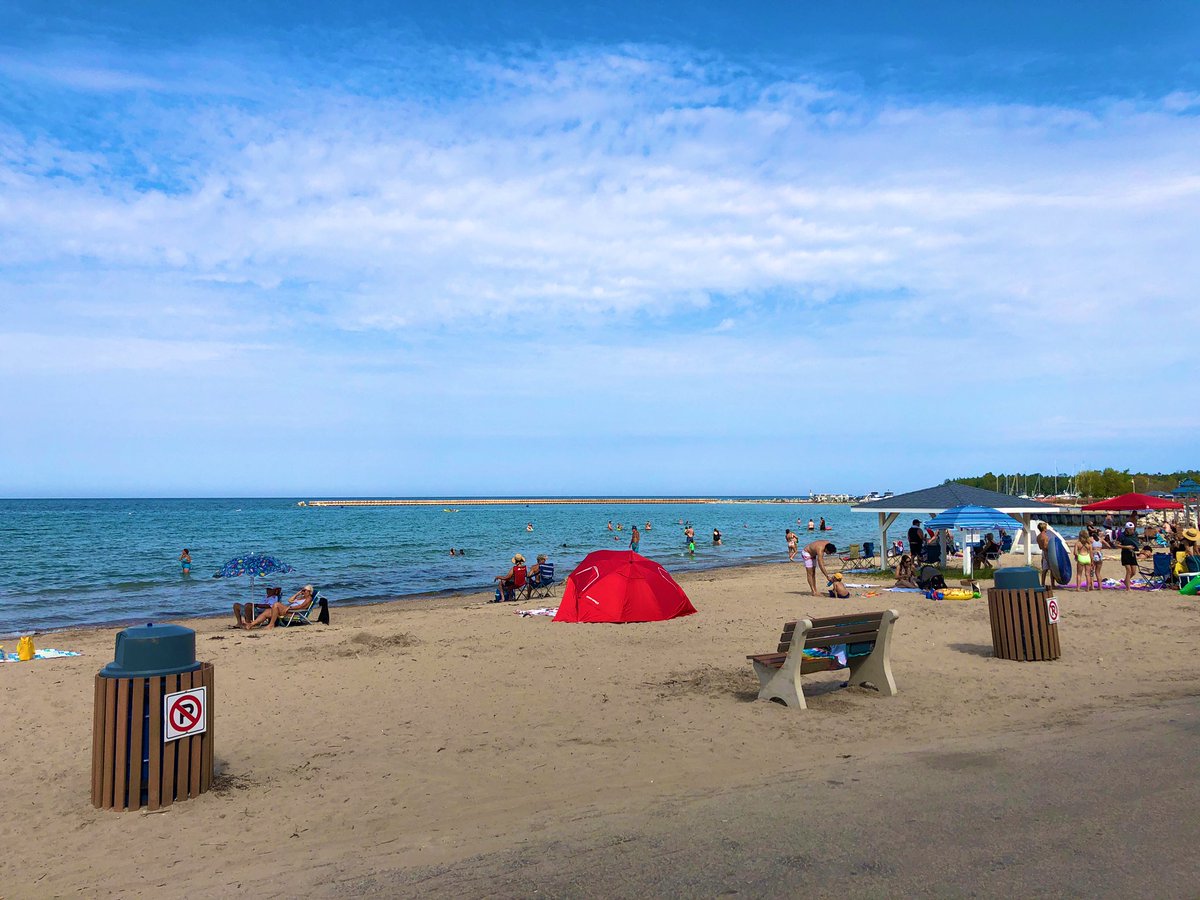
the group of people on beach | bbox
[491,553,553,602]
[1035,518,1200,591]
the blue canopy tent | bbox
[924,505,1023,575]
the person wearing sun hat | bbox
[492,554,528,602]
[827,571,850,598]
[1175,527,1200,578]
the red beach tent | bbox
[1081,493,1183,512]
[553,550,697,624]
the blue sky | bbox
[2,2,1198,497]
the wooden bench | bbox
[746,610,899,709]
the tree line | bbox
[950,469,1200,498]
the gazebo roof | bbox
[852,482,1062,515]
[1174,478,1200,496]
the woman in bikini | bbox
[1075,531,1093,591]
[240,585,314,629]
[1090,528,1104,589]
[893,553,918,588]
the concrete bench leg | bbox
[752,658,806,709]
[845,609,899,696]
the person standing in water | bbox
[712,528,722,545]
[684,525,695,554]
[630,525,641,553]
[819,517,828,531]
[807,519,815,531]
[179,548,192,577]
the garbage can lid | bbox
[992,566,1043,591]
[100,623,202,678]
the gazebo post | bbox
[1021,513,1032,565]
[878,512,897,568]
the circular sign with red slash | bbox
[1046,596,1060,625]
[164,686,207,742]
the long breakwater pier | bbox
[302,498,806,507]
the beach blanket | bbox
[886,587,924,593]
[517,607,558,618]
[843,583,874,588]
[1,648,82,662]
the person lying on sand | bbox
[237,585,314,629]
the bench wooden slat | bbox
[748,652,839,674]
[775,618,883,651]
[808,612,884,629]
[803,621,884,641]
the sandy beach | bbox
[3,556,1199,897]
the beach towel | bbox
[802,644,849,666]
[886,587,924,593]
[1,648,82,662]
[517,607,558,617]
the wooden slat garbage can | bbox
[91,624,214,811]
[986,587,1061,661]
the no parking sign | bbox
[164,686,207,742]
[1046,596,1060,625]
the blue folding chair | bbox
[526,563,557,600]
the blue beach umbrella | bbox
[213,553,294,598]
[924,505,1023,534]
[923,505,1023,576]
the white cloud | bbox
[0,39,1196,488]
[3,45,1198,343]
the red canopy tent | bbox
[553,550,697,623]
[1081,493,1183,512]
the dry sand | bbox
[2,557,1198,897]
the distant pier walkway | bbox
[302,498,806,507]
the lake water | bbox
[0,498,880,635]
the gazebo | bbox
[852,482,1062,566]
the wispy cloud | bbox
[3,42,1197,340]
[0,36,1195,491]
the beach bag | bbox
[16,635,35,661]
[317,596,330,625]
[917,565,946,591]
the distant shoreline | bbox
[302,497,833,507]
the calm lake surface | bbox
[0,498,880,635]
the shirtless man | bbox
[800,538,838,596]
[1036,521,1052,588]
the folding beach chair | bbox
[277,590,328,627]
[525,563,557,600]
[860,541,878,568]
[838,544,863,572]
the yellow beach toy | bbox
[940,588,976,601]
